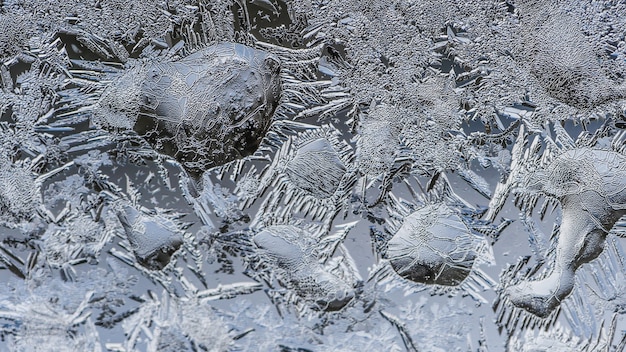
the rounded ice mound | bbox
[253,225,354,311]
[386,203,476,286]
[531,148,626,201]
[283,138,346,199]
[97,43,282,177]
[116,205,183,270]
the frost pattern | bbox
[386,203,479,286]
[252,225,355,311]
[516,0,626,108]
[507,147,626,317]
[0,0,625,350]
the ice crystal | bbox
[356,103,403,177]
[516,0,626,109]
[115,204,184,270]
[386,203,478,286]
[0,161,39,225]
[1,0,626,350]
[118,292,234,352]
[252,224,355,311]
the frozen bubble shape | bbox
[97,42,282,177]
[252,123,356,223]
[284,138,347,199]
[386,203,477,286]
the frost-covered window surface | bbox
[0,0,626,350]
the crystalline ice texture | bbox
[386,203,476,286]
[508,148,626,317]
[284,138,346,199]
[517,0,626,108]
[116,204,183,270]
[98,43,282,177]
[253,225,354,311]
[0,163,39,224]
[356,104,401,177]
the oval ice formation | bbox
[97,43,282,177]
[283,138,346,199]
[253,225,354,311]
[116,204,183,270]
[507,148,626,317]
[386,203,476,286]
